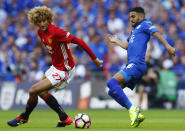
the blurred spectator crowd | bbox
[0,0,185,107]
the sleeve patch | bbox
[65,32,70,38]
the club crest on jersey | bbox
[48,38,52,44]
[129,35,135,43]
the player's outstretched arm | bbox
[71,36,103,68]
[105,34,129,50]
[152,32,175,56]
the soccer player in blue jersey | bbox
[105,7,175,127]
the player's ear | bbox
[139,13,145,20]
[142,12,145,19]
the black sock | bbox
[42,93,68,121]
[21,97,38,119]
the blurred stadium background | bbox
[0,0,185,129]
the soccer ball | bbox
[74,113,91,128]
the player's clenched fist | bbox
[93,58,103,68]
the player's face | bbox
[129,12,141,27]
[37,20,50,31]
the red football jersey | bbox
[38,24,97,71]
[38,24,75,71]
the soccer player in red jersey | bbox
[8,6,103,127]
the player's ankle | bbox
[20,113,29,120]
[129,105,135,111]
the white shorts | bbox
[45,65,75,92]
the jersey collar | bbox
[134,19,146,29]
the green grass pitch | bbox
[0,109,185,131]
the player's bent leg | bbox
[107,78,132,109]
[107,78,144,128]
[39,72,73,127]
[7,78,52,127]
[23,78,52,118]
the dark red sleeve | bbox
[71,35,97,60]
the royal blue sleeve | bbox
[143,21,158,35]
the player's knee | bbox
[29,86,38,96]
[107,78,118,89]
[107,78,119,96]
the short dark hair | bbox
[129,7,145,14]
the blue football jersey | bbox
[127,19,158,65]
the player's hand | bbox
[105,34,118,44]
[167,46,176,56]
[93,58,103,68]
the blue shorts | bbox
[119,63,146,90]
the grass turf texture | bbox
[1,109,185,131]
